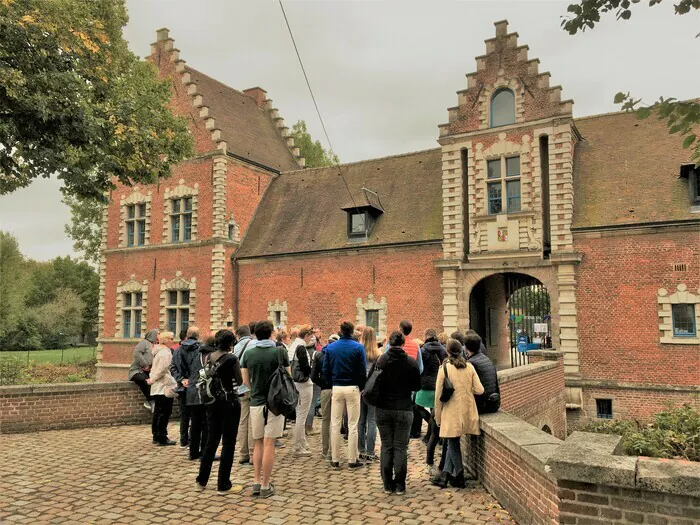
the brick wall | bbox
[236,244,443,338]
[0,382,170,434]
[499,351,567,438]
[558,480,700,525]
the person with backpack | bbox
[416,328,445,475]
[372,331,421,495]
[170,326,207,460]
[195,329,243,495]
[233,325,255,465]
[310,333,337,459]
[431,339,484,489]
[323,320,367,470]
[289,325,314,456]
[240,320,291,499]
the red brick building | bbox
[98,23,699,428]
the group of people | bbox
[128,316,501,497]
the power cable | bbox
[278,0,361,213]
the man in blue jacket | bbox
[323,321,367,470]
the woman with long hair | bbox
[432,339,484,489]
[358,326,381,460]
[196,329,243,495]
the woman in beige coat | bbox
[147,332,177,446]
[433,339,484,488]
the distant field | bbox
[0,347,97,364]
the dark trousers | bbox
[130,372,151,402]
[410,403,423,437]
[178,395,191,446]
[152,395,173,442]
[376,408,412,491]
[189,404,208,459]
[426,411,442,466]
[197,399,241,491]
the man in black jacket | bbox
[464,331,500,414]
[170,326,207,458]
[310,333,337,459]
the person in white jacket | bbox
[147,332,177,446]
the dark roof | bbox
[573,111,697,228]
[340,188,384,213]
[236,149,443,258]
[186,67,299,172]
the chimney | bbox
[243,87,268,109]
[156,27,170,41]
[494,19,509,37]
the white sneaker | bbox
[292,448,312,456]
[143,401,151,410]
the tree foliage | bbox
[30,288,86,349]
[562,0,700,164]
[291,120,339,168]
[0,0,194,200]
[0,231,30,338]
[63,194,103,266]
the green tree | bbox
[30,288,85,349]
[0,0,194,201]
[562,0,699,164]
[25,256,99,335]
[63,194,104,266]
[0,231,30,338]
[291,120,339,168]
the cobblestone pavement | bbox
[0,422,515,524]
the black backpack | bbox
[196,353,235,405]
[266,348,299,418]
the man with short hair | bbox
[465,332,500,414]
[241,320,290,498]
[323,320,367,470]
[234,325,255,465]
[170,325,207,455]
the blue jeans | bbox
[358,399,377,455]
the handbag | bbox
[361,361,383,407]
[439,362,455,403]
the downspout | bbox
[232,253,239,328]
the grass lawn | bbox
[0,347,97,365]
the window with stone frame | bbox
[487,155,521,215]
[657,284,700,344]
[122,291,143,338]
[365,309,380,334]
[356,295,387,339]
[125,204,147,247]
[170,197,193,243]
[267,300,288,329]
[166,289,190,335]
[490,88,516,128]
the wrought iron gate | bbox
[506,275,552,368]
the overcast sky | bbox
[1,0,697,261]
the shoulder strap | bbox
[442,361,449,380]
[239,339,253,361]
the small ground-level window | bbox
[274,310,282,328]
[672,304,696,337]
[596,399,613,419]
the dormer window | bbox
[490,88,516,128]
[680,164,700,210]
[342,187,384,242]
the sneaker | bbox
[348,461,363,469]
[366,453,378,462]
[321,452,329,460]
[292,448,311,456]
[358,452,367,461]
[396,486,406,496]
[274,440,285,448]
[195,481,205,492]
[260,483,275,499]
[239,457,251,465]
[143,401,151,411]
[252,483,261,496]
[157,439,176,446]
[217,483,244,495]
[330,461,340,470]
[152,438,158,444]
[383,486,393,494]
[179,443,189,450]
[430,473,448,488]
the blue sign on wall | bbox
[517,334,529,353]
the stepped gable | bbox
[439,19,573,136]
[236,148,443,258]
[150,28,303,171]
[573,111,698,228]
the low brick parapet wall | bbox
[0,382,158,434]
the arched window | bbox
[490,88,515,127]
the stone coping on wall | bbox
[479,411,700,499]
[496,360,558,385]
[0,381,136,396]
